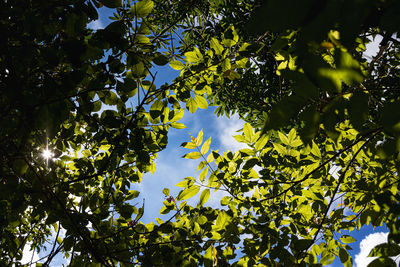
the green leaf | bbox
[185,48,203,63]
[186,97,198,113]
[278,132,289,146]
[162,188,170,196]
[12,159,28,175]
[220,196,231,206]
[169,60,185,70]
[210,38,223,55]
[131,0,154,18]
[101,0,121,8]
[339,247,349,263]
[183,152,201,159]
[171,122,186,129]
[349,92,369,130]
[340,235,356,244]
[194,95,208,109]
[177,185,200,201]
[311,141,321,158]
[368,243,400,257]
[293,239,313,252]
[367,258,396,267]
[243,123,253,142]
[254,134,269,151]
[198,189,210,206]
[273,143,286,155]
[153,54,169,66]
[215,211,230,230]
[233,135,246,143]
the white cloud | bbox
[364,35,383,61]
[20,242,40,265]
[87,19,104,30]
[354,232,395,267]
[215,114,247,151]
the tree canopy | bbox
[1,0,400,266]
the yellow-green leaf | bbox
[196,130,203,146]
[186,97,198,113]
[273,143,286,154]
[171,122,186,129]
[311,141,321,158]
[254,134,269,151]
[169,60,185,70]
[278,132,290,145]
[198,189,210,206]
[243,123,253,142]
[201,137,211,154]
[340,235,356,244]
[181,142,196,149]
[210,38,223,55]
[199,167,208,183]
[195,95,208,109]
[177,185,200,200]
[183,152,201,159]
[130,0,154,18]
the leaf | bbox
[169,60,185,70]
[162,188,170,196]
[131,0,154,18]
[293,239,313,252]
[171,122,186,129]
[183,152,201,159]
[197,161,207,171]
[12,159,28,175]
[368,243,400,257]
[201,138,211,155]
[367,258,396,267]
[186,97,198,113]
[340,235,356,244]
[288,128,297,143]
[177,185,200,201]
[220,196,231,206]
[278,132,289,146]
[153,54,169,66]
[311,141,321,158]
[195,95,208,109]
[175,179,192,188]
[349,91,369,130]
[233,135,246,143]
[215,211,229,230]
[101,0,121,8]
[133,202,144,223]
[339,247,349,263]
[243,123,253,142]
[198,189,210,206]
[199,167,208,183]
[254,134,269,150]
[273,143,286,155]
[185,48,203,63]
[204,245,213,267]
[181,142,197,149]
[210,38,223,55]
[196,130,203,146]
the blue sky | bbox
[20,6,393,267]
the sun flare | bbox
[42,149,53,160]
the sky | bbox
[19,6,394,267]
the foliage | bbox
[1,0,400,266]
